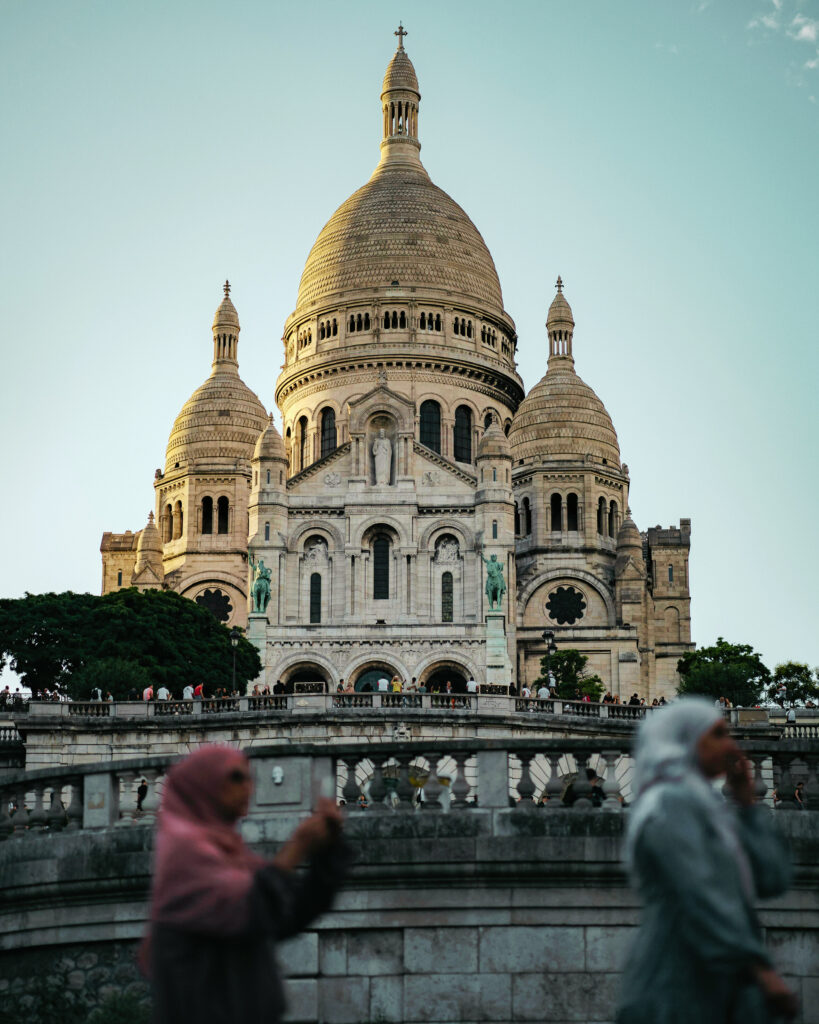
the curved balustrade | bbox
[2,734,816,841]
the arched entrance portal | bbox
[284,664,329,694]
[353,663,398,693]
[423,665,468,694]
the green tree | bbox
[766,662,819,706]
[0,589,261,700]
[677,637,770,706]
[535,648,605,701]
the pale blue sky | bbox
[1,0,817,671]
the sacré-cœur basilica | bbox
[100,31,692,700]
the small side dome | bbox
[616,510,642,554]
[135,512,163,571]
[253,413,287,462]
[213,280,239,330]
[616,509,645,575]
[477,416,511,459]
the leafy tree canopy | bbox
[766,662,819,706]
[677,637,770,706]
[535,648,605,701]
[0,589,261,700]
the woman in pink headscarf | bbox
[146,745,347,1024]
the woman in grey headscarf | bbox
[616,698,797,1023]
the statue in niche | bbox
[435,537,460,563]
[372,429,392,485]
[304,538,328,563]
[482,553,507,610]
[249,553,272,613]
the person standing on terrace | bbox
[145,745,348,1024]
[616,698,797,1023]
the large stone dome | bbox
[295,165,505,315]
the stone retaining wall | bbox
[2,810,818,1024]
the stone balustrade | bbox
[2,733,818,842]
[7,695,776,723]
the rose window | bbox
[195,588,233,622]
[546,586,586,625]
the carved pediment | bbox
[348,384,416,434]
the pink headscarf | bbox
[149,745,265,936]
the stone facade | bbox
[101,35,692,699]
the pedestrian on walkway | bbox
[144,745,348,1024]
[616,698,797,1023]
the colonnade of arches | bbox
[514,494,620,538]
[285,400,512,476]
[160,494,237,543]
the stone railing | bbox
[2,733,817,841]
[15,695,663,720]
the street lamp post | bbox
[541,629,558,694]
[230,627,241,694]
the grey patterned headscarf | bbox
[625,698,753,898]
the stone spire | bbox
[212,279,240,373]
[379,25,422,167]
[546,275,575,367]
[134,511,164,577]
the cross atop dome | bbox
[555,275,563,293]
[224,279,231,298]
[394,23,408,50]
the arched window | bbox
[173,500,183,540]
[419,400,441,453]
[320,408,336,458]
[492,520,498,539]
[420,312,426,330]
[664,606,680,642]
[441,571,453,623]
[364,312,370,330]
[332,319,337,336]
[373,536,390,600]
[356,313,363,331]
[608,499,618,538]
[523,497,532,535]
[399,311,406,328]
[503,420,511,436]
[492,468,497,482]
[266,469,271,485]
[484,412,493,431]
[349,314,355,332]
[391,311,398,329]
[264,522,270,541]
[466,320,472,338]
[550,494,562,532]
[310,573,321,623]
[117,570,123,587]
[435,314,441,331]
[453,405,472,462]
[383,312,390,330]
[514,501,520,536]
[298,416,308,472]
[164,503,173,543]
[201,496,213,534]
[217,496,229,534]
[567,493,579,532]
[597,497,607,535]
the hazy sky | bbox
[1,0,817,672]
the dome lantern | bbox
[547,275,575,367]
[212,279,240,373]
[380,25,422,167]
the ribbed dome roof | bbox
[617,511,642,553]
[253,414,287,462]
[382,49,419,93]
[547,283,574,327]
[213,284,239,329]
[295,165,504,314]
[165,373,267,472]
[509,362,620,466]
